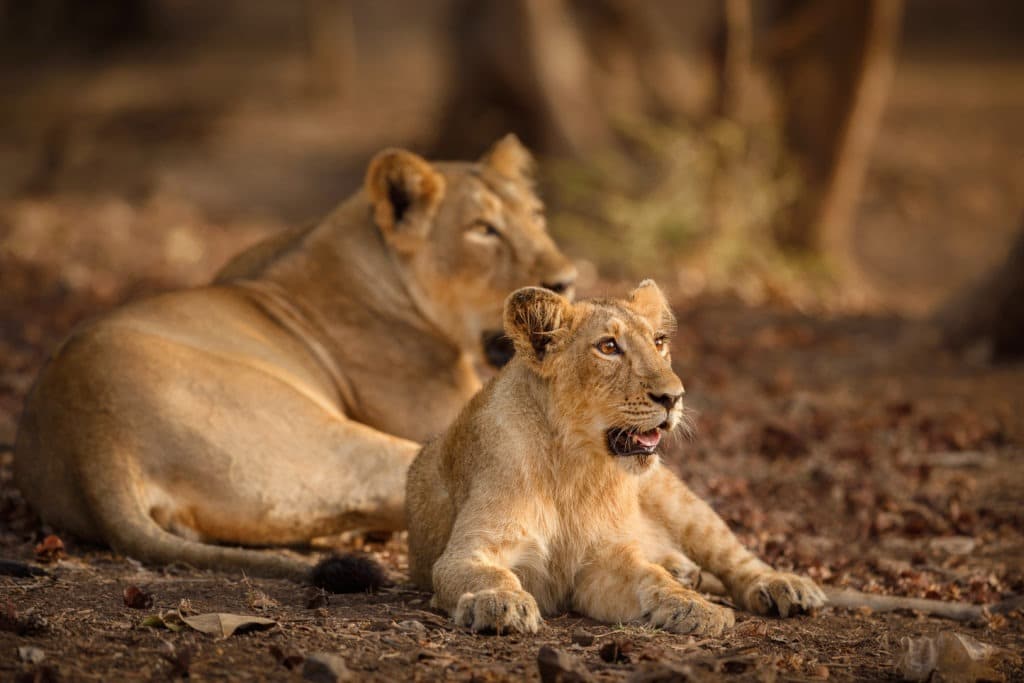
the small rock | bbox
[0,602,47,635]
[537,646,595,683]
[628,661,694,683]
[123,585,154,609]
[18,646,46,664]
[397,620,426,635]
[570,629,594,647]
[599,638,634,664]
[306,590,330,609]
[928,536,977,556]
[367,619,392,631]
[269,644,304,670]
[159,642,193,678]
[303,652,353,683]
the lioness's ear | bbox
[365,149,446,253]
[504,287,572,363]
[481,133,535,183]
[628,279,676,331]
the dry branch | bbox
[700,572,1019,623]
[823,587,986,622]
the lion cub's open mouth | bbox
[606,427,664,457]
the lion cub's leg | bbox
[641,469,826,617]
[573,544,734,636]
[639,526,702,589]
[658,550,703,589]
[430,527,543,634]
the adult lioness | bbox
[407,282,825,634]
[15,135,576,580]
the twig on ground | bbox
[699,572,1021,623]
[0,559,50,578]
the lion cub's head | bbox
[503,280,686,472]
[365,135,576,367]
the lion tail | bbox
[86,472,385,591]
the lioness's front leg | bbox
[641,469,826,617]
[430,519,542,634]
[573,543,734,636]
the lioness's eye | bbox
[596,338,621,356]
[470,220,501,237]
[654,335,669,354]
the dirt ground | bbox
[2,6,1023,680]
[2,252,1023,680]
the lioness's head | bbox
[504,280,686,473]
[365,134,576,367]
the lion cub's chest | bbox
[510,484,639,614]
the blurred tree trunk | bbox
[433,0,902,279]
[305,0,354,98]
[938,222,1024,360]
[762,0,904,266]
[431,0,597,158]
[431,0,717,158]
[0,0,153,58]
[719,0,754,120]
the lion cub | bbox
[406,281,826,635]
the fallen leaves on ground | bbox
[180,612,278,638]
[33,535,64,563]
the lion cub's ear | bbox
[365,149,446,254]
[504,287,572,364]
[627,279,677,332]
[482,134,535,183]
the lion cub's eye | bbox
[596,338,621,356]
[470,220,501,237]
[654,335,669,355]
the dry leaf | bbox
[34,535,65,563]
[896,631,1009,682]
[537,646,595,683]
[140,610,186,632]
[181,612,277,638]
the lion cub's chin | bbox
[613,451,660,475]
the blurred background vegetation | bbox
[0,0,1022,345]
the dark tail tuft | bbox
[310,553,388,593]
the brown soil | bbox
[1,240,1022,680]
[1,6,1022,678]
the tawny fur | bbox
[14,135,576,580]
[407,281,826,635]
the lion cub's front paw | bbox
[454,589,542,634]
[648,592,735,637]
[738,572,827,618]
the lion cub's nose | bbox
[649,391,683,411]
